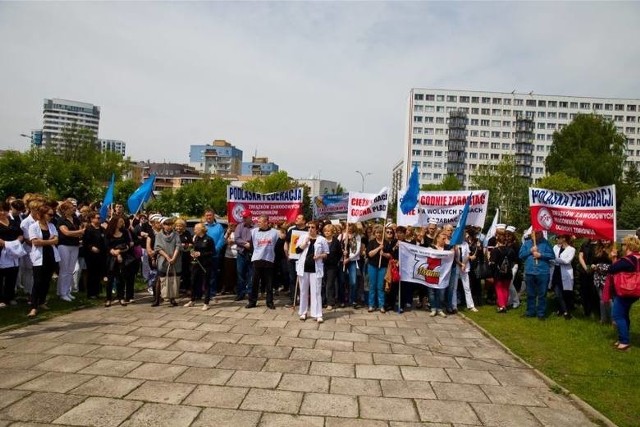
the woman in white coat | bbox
[296,221,329,323]
[28,205,60,317]
[550,234,576,319]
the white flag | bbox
[483,208,500,247]
[398,241,454,289]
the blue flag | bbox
[99,173,115,221]
[400,165,420,214]
[127,174,156,214]
[450,193,472,246]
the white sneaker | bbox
[60,295,72,302]
[147,288,154,295]
[0,302,6,308]
[202,304,209,311]
[438,310,447,318]
[470,307,479,312]
[317,317,324,323]
[429,310,437,317]
[299,313,307,321]
[184,301,194,307]
[67,293,76,300]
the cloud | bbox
[0,2,639,192]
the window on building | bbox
[480,141,489,148]
[413,127,422,134]
[627,116,637,122]
[424,116,434,123]
[536,145,545,151]
[414,105,424,112]
[446,95,457,102]
[491,142,500,149]
[491,131,500,138]
[425,150,433,156]
[491,120,501,127]
[481,108,490,115]
[423,161,432,167]
[526,99,536,106]
[435,151,443,157]
[504,98,512,105]
[628,139,635,145]
[580,102,590,109]
[435,128,444,135]
[548,112,557,118]
[436,95,445,101]
[433,173,442,179]
[492,98,502,105]
[480,131,490,137]
[559,112,568,119]
[535,167,544,173]
[482,97,491,104]
[628,105,637,112]
[615,104,624,111]
[434,162,442,168]
[460,96,470,103]
[615,115,624,122]
[514,99,523,106]
[479,153,489,159]
[471,108,479,114]
[537,123,546,129]
[559,101,568,108]
[538,100,546,107]
[592,103,602,110]
[412,138,422,145]
[436,117,445,124]
[548,100,557,107]
[424,139,433,145]
[548,123,556,129]
[471,97,479,103]
[480,119,490,126]
[425,94,435,101]
[492,109,501,116]
[425,106,434,112]
[502,120,511,127]
[435,139,444,146]
[501,143,510,150]
[412,150,421,156]
[503,109,511,115]
[470,119,479,125]
[491,153,500,160]
[436,106,445,112]
[413,116,423,122]
[502,132,511,138]
[570,102,578,108]
[468,152,478,159]
[414,94,424,101]
[626,127,636,134]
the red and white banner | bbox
[227,186,303,224]
[399,242,454,289]
[529,185,616,241]
[347,188,389,223]
[396,190,489,228]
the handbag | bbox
[474,261,490,279]
[613,255,640,298]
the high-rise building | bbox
[99,139,126,156]
[189,140,243,176]
[42,98,100,151]
[402,89,640,190]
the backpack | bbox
[495,247,513,280]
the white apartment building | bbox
[42,98,100,150]
[402,89,640,189]
[99,139,126,156]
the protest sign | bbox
[396,190,489,227]
[227,186,303,224]
[287,229,308,260]
[398,241,455,289]
[347,188,389,223]
[311,194,349,219]
[528,185,616,240]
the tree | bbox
[618,194,640,229]
[535,172,590,192]
[147,177,229,217]
[545,114,626,187]
[421,174,463,191]
[470,155,530,231]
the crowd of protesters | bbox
[0,193,636,351]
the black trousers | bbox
[0,267,18,303]
[324,267,339,306]
[249,260,274,305]
[191,263,212,304]
[85,253,105,298]
[32,262,56,309]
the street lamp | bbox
[355,170,372,192]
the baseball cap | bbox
[241,210,252,218]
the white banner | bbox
[396,190,489,228]
[398,241,454,289]
[347,187,389,223]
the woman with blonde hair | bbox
[608,235,640,351]
[56,201,84,302]
[367,224,392,313]
[341,222,362,308]
[28,205,60,317]
[154,217,181,306]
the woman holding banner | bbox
[342,223,362,309]
[428,229,452,317]
[367,224,392,313]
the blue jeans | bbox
[236,253,253,297]
[445,268,458,310]
[207,256,221,298]
[428,287,445,311]
[525,274,549,318]
[612,296,639,344]
[367,264,386,309]
[343,262,358,305]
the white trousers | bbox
[458,270,476,309]
[507,264,520,306]
[298,272,323,319]
[57,245,79,297]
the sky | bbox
[1,1,639,193]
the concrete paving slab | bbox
[120,402,201,427]
[0,369,44,388]
[0,389,31,410]
[380,379,436,400]
[262,358,310,374]
[79,358,142,377]
[125,380,195,404]
[258,413,323,427]
[69,375,144,398]
[16,371,93,393]
[84,345,140,360]
[359,396,419,421]
[277,373,329,393]
[472,402,541,427]
[129,348,182,363]
[240,388,303,414]
[414,399,480,424]
[309,361,355,378]
[125,362,187,381]
[430,382,490,403]
[299,392,358,418]
[227,370,282,389]
[183,384,248,408]
[53,396,142,426]
[172,352,224,368]
[0,392,85,423]
[330,377,381,396]
[191,408,261,427]
[175,367,235,385]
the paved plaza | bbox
[0,295,605,426]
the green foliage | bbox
[535,172,590,192]
[470,155,529,231]
[545,114,626,187]
[114,179,140,206]
[468,303,640,427]
[147,177,229,217]
[421,174,463,191]
[617,194,640,229]
[0,126,130,203]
